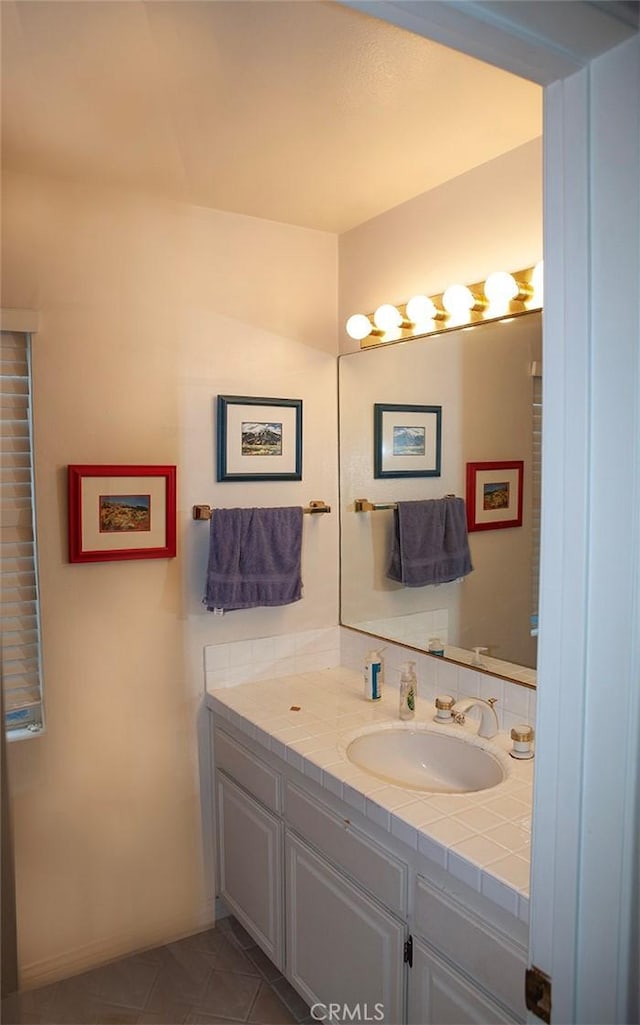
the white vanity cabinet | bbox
[409,874,527,1024]
[409,938,519,1025]
[214,727,284,969]
[286,832,406,1023]
[216,774,284,969]
[212,716,528,1025]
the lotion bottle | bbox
[399,661,417,720]
[364,649,384,701]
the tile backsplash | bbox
[204,625,536,735]
[204,626,341,689]
[339,627,537,735]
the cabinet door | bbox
[286,832,405,1025]
[217,773,283,969]
[409,937,520,1025]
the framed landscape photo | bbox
[373,403,442,478]
[466,460,524,532]
[68,465,177,563]
[217,395,302,481]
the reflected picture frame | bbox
[466,460,524,531]
[373,403,442,478]
[217,395,303,482]
[68,464,177,563]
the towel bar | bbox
[193,500,331,520]
[354,495,455,512]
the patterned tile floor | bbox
[1,917,312,1025]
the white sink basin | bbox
[344,724,506,794]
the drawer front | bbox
[214,726,281,812]
[285,781,407,916]
[414,875,527,1020]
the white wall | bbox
[1,171,338,984]
[338,138,542,354]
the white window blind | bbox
[1,330,44,734]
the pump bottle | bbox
[399,661,417,720]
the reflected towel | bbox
[387,498,473,586]
[204,506,303,612]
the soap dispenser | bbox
[364,649,384,701]
[399,661,417,720]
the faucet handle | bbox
[487,697,498,708]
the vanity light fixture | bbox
[373,303,408,332]
[346,263,542,348]
[406,294,446,325]
[484,271,533,305]
[346,313,380,341]
[442,283,487,317]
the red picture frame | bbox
[466,460,524,532]
[68,464,177,563]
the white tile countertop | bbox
[206,666,533,924]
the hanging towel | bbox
[204,506,303,612]
[387,498,473,586]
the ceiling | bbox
[0,1,542,233]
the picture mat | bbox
[380,409,438,472]
[225,403,298,475]
[81,476,167,551]
[473,467,521,524]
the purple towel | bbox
[387,498,473,586]
[204,506,303,612]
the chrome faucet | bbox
[451,696,499,739]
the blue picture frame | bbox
[374,403,442,478]
[217,395,303,482]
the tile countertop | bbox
[206,667,533,924]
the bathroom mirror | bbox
[338,310,541,686]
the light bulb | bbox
[345,314,373,341]
[442,284,475,317]
[484,271,518,305]
[532,261,544,305]
[406,295,437,324]
[373,304,402,332]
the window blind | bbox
[1,330,43,734]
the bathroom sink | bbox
[344,724,506,794]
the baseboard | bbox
[215,896,231,921]
[19,897,216,991]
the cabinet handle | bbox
[403,935,413,967]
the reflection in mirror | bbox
[339,311,541,687]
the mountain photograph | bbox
[241,420,283,456]
[392,425,426,456]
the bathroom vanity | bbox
[207,668,533,1024]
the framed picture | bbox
[68,465,177,563]
[217,395,302,482]
[466,460,524,531]
[373,403,442,478]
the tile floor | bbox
[1,916,311,1025]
